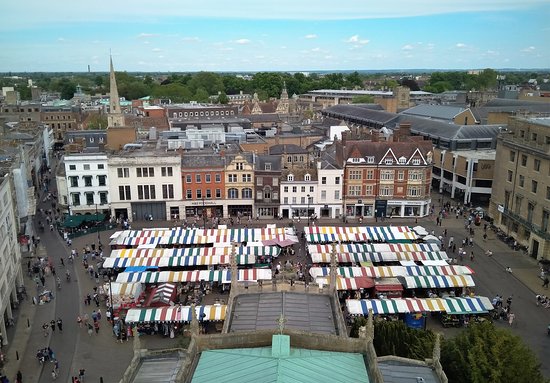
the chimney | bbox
[398,123,411,141]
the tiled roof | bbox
[269,144,308,155]
[255,154,282,172]
[345,140,432,162]
[401,104,468,120]
[181,154,226,169]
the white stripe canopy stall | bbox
[125,305,227,323]
[115,268,272,284]
[398,275,476,289]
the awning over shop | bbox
[63,213,105,228]
[102,254,256,268]
[108,246,279,259]
[145,283,177,307]
[346,296,493,315]
[308,243,441,256]
[104,282,142,298]
[304,226,417,243]
[125,305,227,323]
[115,268,272,284]
[316,276,375,290]
[309,265,473,279]
[310,251,449,263]
[399,275,475,289]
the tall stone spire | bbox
[108,56,125,128]
[276,81,289,114]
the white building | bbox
[0,173,23,345]
[108,149,182,221]
[316,160,344,219]
[279,168,317,219]
[64,153,110,215]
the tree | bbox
[85,114,108,130]
[352,95,375,104]
[193,87,210,103]
[441,322,546,383]
[215,91,229,104]
[188,72,224,95]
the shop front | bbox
[256,205,279,219]
[387,199,431,218]
[345,199,374,218]
[228,204,253,218]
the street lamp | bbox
[307,194,311,226]
[202,196,206,229]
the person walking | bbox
[508,312,515,326]
[51,369,58,380]
[470,251,475,262]
[16,371,22,383]
[56,318,63,332]
[87,323,93,337]
[78,369,85,382]
[94,320,100,334]
[543,276,549,289]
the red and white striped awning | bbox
[125,305,227,323]
[315,276,375,290]
[310,251,449,263]
[308,243,441,256]
[102,254,256,268]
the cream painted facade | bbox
[225,154,255,217]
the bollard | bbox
[100,378,104,383]
[16,350,19,360]
[27,318,30,327]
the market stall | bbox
[102,254,256,268]
[307,243,441,256]
[304,226,417,243]
[104,282,143,310]
[309,265,473,279]
[310,251,449,264]
[144,283,177,307]
[373,278,404,298]
[398,275,475,289]
[125,304,227,323]
[315,276,375,291]
[115,268,272,284]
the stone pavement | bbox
[3,197,549,383]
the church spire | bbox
[108,55,125,128]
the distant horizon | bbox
[2,1,549,72]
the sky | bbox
[1,0,549,72]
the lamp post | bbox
[202,196,207,229]
[307,194,311,226]
[95,203,101,247]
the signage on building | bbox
[191,200,217,206]
[374,200,387,218]
[497,204,504,213]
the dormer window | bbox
[367,156,375,163]
[412,158,421,165]
[385,158,393,165]
[399,157,406,164]
[352,158,361,163]
[265,163,272,171]
[287,174,294,181]
[304,174,311,181]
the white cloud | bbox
[305,34,317,39]
[234,39,251,44]
[455,43,467,48]
[137,33,158,38]
[402,44,414,50]
[57,37,66,42]
[346,35,370,44]
[220,47,234,51]
[521,46,536,52]
[311,47,321,52]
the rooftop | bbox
[378,357,439,383]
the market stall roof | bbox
[412,226,429,236]
[304,225,417,243]
[102,254,255,268]
[310,251,449,264]
[104,282,141,297]
[125,305,227,323]
[145,283,177,307]
[308,243,441,256]
[399,275,475,289]
[309,265,473,279]
[108,246,279,259]
[315,276,375,290]
[116,268,272,284]
[63,213,105,228]
[346,296,493,315]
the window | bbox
[527,202,535,223]
[412,158,421,165]
[186,175,192,183]
[547,186,550,200]
[236,163,244,170]
[292,186,297,193]
[265,163,272,170]
[215,189,221,198]
[83,164,90,170]
[534,159,541,171]
[507,170,513,182]
[321,177,327,185]
[380,170,394,180]
[407,186,421,196]
[519,130,525,138]
[257,177,263,186]
[349,170,361,180]
[119,186,131,200]
[542,210,549,232]
[69,165,76,170]
[408,171,423,181]
[367,156,375,163]
[186,189,192,199]
[205,174,211,183]
[242,188,253,198]
[531,132,538,141]
[287,174,294,181]
[263,188,272,200]
[71,193,80,206]
[532,180,538,193]
[242,174,251,182]
[137,167,154,177]
[365,185,373,195]
[196,189,202,199]
[206,189,212,199]
[98,164,105,170]
[399,157,406,164]
[335,177,340,185]
[161,167,173,177]
[85,192,94,205]
[196,174,201,183]
[99,192,108,205]
[352,158,361,163]
[509,151,516,162]
[384,158,393,165]
[301,186,306,193]
[349,185,361,196]
[304,174,311,181]
[83,176,92,187]
[228,188,239,199]
[334,190,340,200]
[321,190,326,200]
[283,186,289,193]
[215,174,221,183]
[310,186,314,193]
[162,184,174,199]
[117,168,130,178]
[521,155,527,167]
[519,175,524,187]
[379,186,393,196]
[69,176,78,187]
[366,170,374,180]
[228,174,237,182]
[137,185,155,200]
[283,197,289,204]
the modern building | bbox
[401,104,477,125]
[0,172,24,346]
[488,116,550,260]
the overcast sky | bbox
[1,0,549,72]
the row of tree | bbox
[351,318,548,383]
[2,69,548,103]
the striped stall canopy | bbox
[149,283,176,305]
[307,243,441,256]
[399,275,475,289]
[102,254,255,268]
[309,265,472,279]
[115,268,272,284]
[109,246,279,260]
[315,276,375,290]
[105,282,141,297]
[346,296,493,315]
[125,305,227,323]
[310,251,449,264]
[305,226,417,244]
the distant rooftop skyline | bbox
[1,1,549,72]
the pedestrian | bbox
[506,267,513,273]
[97,309,102,321]
[508,312,515,326]
[543,276,549,288]
[42,322,49,337]
[51,369,57,380]
[506,295,513,307]
[57,318,63,332]
[105,309,111,323]
[470,251,474,262]
[483,233,487,241]
[78,369,85,382]
[452,243,456,254]
[50,320,56,333]
[16,371,22,383]
[54,359,59,373]
[77,316,82,328]
[94,321,100,334]
[60,258,64,267]
[87,323,93,336]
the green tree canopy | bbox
[352,95,375,104]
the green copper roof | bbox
[192,335,369,383]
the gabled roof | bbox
[255,154,282,172]
[269,144,308,155]
[345,140,433,162]
[401,104,468,121]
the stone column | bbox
[190,303,200,337]
[230,242,238,291]
[329,242,338,291]
[366,308,374,343]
